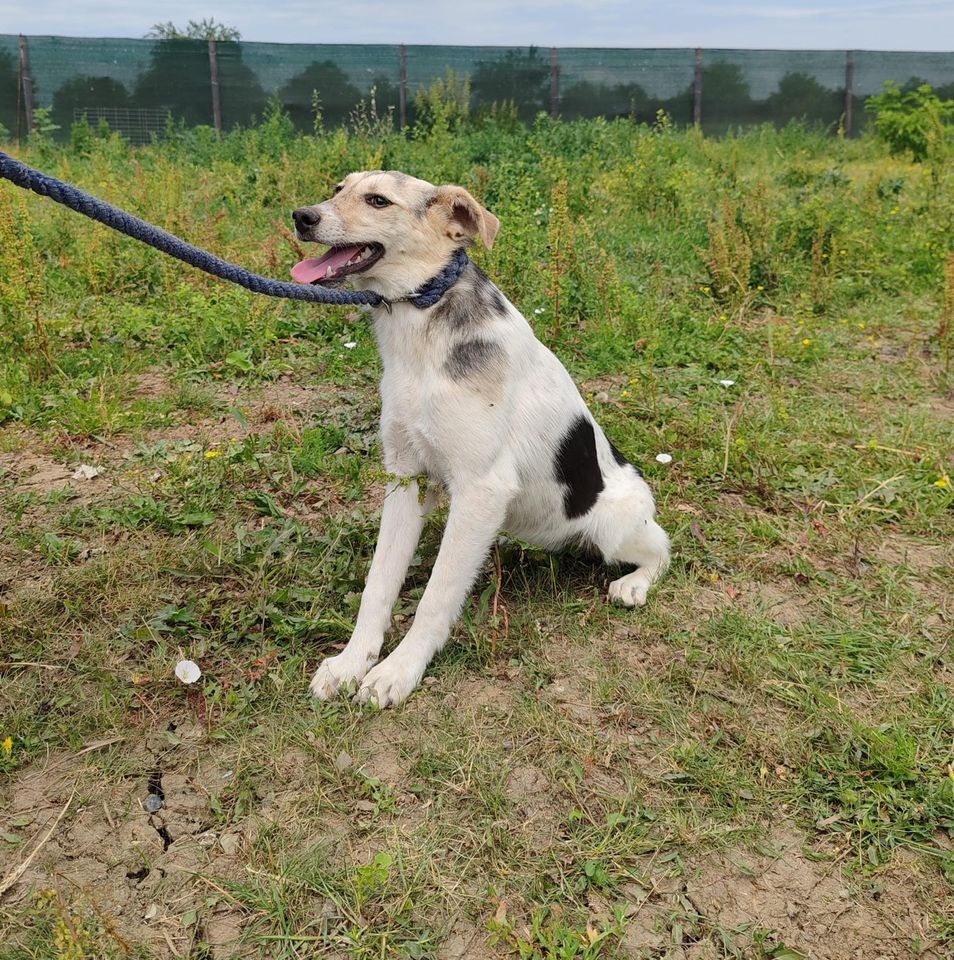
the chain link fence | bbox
[3,35,953,144]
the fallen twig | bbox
[0,793,74,897]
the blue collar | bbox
[384,248,470,310]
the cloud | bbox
[4,0,954,49]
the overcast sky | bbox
[3,0,953,50]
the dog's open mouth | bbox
[291,243,384,285]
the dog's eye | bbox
[366,194,392,209]
[333,184,343,194]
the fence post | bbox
[844,50,854,137]
[550,47,560,119]
[208,39,223,135]
[399,44,408,130]
[18,34,34,137]
[693,48,703,128]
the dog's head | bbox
[290,171,499,300]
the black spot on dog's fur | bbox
[431,263,509,330]
[608,439,643,475]
[554,416,605,519]
[431,266,482,331]
[488,287,508,317]
[473,264,509,317]
[444,338,505,379]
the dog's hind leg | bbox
[588,473,670,608]
[605,518,670,607]
[310,476,437,699]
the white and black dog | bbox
[291,171,669,707]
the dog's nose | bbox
[292,207,321,230]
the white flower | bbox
[343,341,357,350]
[655,453,673,464]
[175,659,201,684]
[533,307,545,315]
[719,379,735,387]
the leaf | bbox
[229,405,250,430]
[179,510,215,527]
[770,947,807,960]
[247,491,284,518]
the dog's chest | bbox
[374,316,459,465]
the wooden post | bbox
[844,50,854,137]
[693,48,703,128]
[208,38,222,134]
[550,47,560,119]
[18,34,34,136]
[399,44,408,130]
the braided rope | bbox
[0,150,468,309]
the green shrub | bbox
[866,81,953,162]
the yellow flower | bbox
[756,285,764,291]
[2,736,12,756]
[857,322,866,329]
[204,450,222,459]
[934,475,951,489]
[801,338,813,346]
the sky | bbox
[3,0,954,50]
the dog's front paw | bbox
[355,654,423,709]
[309,653,372,700]
[608,572,649,608]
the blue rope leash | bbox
[0,150,469,309]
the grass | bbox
[0,108,952,959]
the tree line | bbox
[2,43,951,140]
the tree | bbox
[0,50,18,138]
[146,19,241,41]
[764,72,843,128]
[704,62,756,130]
[134,37,266,129]
[560,80,651,121]
[51,76,130,132]
[278,61,362,130]
[471,48,550,121]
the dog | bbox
[291,170,669,707]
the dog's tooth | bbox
[324,266,333,278]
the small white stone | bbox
[343,342,357,349]
[719,379,735,387]
[655,453,673,464]
[219,833,241,856]
[72,464,102,481]
[174,659,201,684]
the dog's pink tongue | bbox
[291,245,361,284]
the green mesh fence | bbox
[2,36,953,144]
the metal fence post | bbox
[844,50,854,137]
[18,34,35,137]
[208,38,223,134]
[693,48,703,128]
[550,48,560,119]
[399,44,408,130]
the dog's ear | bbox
[431,185,500,249]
